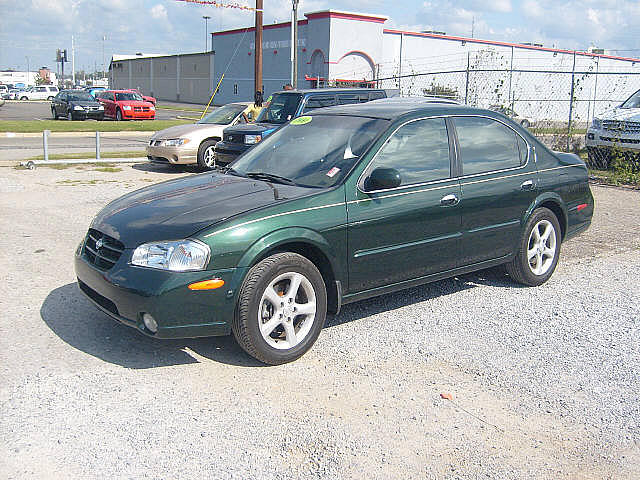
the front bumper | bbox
[214,141,251,165]
[146,144,197,164]
[122,110,155,120]
[75,248,243,339]
[585,128,640,151]
[74,111,105,120]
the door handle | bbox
[440,193,459,206]
[520,180,535,190]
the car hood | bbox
[91,172,313,248]
[224,122,279,137]
[71,101,102,107]
[151,123,222,140]
[596,107,640,122]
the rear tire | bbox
[47,96,54,101]
[20,96,27,101]
[506,207,561,286]
[232,253,327,365]
[197,139,218,170]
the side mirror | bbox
[363,167,401,191]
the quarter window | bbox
[455,117,524,175]
[369,118,451,186]
[302,96,336,113]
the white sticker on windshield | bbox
[326,167,340,178]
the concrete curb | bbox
[2,131,153,138]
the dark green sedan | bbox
[75,100,593,364]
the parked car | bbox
[126,88,156,105]
[19,85,59,100]
[489,104,532,128]
[51,90,105,121]
[75,99,593,365]
[586,88,640,168]
[0,85,8,97]
[96,90,155,120]
[147,102,261,169]
[214,88,387,165]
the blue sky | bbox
[0,0,638,73]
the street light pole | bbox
[290,0,299,88]
[203,15,211,52]
[25,56,30,85]
[102,35,106,80]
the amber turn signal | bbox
[188,279,225,290]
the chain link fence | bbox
[374,68,640,155]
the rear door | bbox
[453,116,536,266]
[346,117,462,293]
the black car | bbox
[213,88,387,166]
[51,90,105,121]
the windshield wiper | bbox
[245,172,298,186]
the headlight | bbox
[244,134,262,144]
[164,138,191,147]
[98,105,104,110]
[150,105,155,111]
[74,105,84,111]
[122,105,132,111]
[591,118,602,129]
[131,239,210,271]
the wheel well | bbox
[202,137,221,146]
[539,201,566,240]
[255,242,340,314]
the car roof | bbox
[271,87,385,96]
[310,97,469,120]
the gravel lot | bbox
[0,164,638,479]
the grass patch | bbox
[0,119,191,133]
[156,105,205,113]
[25,151,145,161]
[530,127,587,135]
[57,179,120,186]
[94,167,122,172]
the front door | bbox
[346,117,462,293]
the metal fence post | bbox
[567,51,577,152]
[95,131,101,160]
[464,51,470,105]
[508,46,514,110]
[43,130,50,161]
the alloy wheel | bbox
[257,271,317,350]
[527,219,557,276]
[204,146,216,168]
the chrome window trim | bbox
[357,114,532,195]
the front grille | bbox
[78,280,119,316]
[602,120,640,134]
[600,136,640,144]
[83,228,125,270]
[225,134,244,144]
[134,106,150,112]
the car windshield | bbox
[257,93,303,124]
[198,104,246,125]
[230,115,389,188]
[621,90,640,109]
[68,92,94,101]
[115,92,143,101]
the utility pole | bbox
[203,16,211,51]
[290,0,299,88]
[254,0,263,98]
[72,35,76,86]
[102,35,106,80]
[25,56,30,85]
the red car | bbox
[96,90,155,121]
[126,88,156,105]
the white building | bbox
[0,69,57,87]
[109,9,640,121]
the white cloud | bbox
[150,4,168,20]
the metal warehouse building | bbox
[109,9,640,121]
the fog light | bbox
[142,313,158,333]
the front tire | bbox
[52,107,58,120]
[115,109,122,121]
[506,207,561,286]
[232,253,327,365]
[197,139,218,170]
[67,110,73,121]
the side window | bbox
[37,86,46,92]
[369,91,385,100]
[337,94,358,105]
[516,135,529,166]
[369,118,451,186]
[302,95,336,113]
[455,117,523,176]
